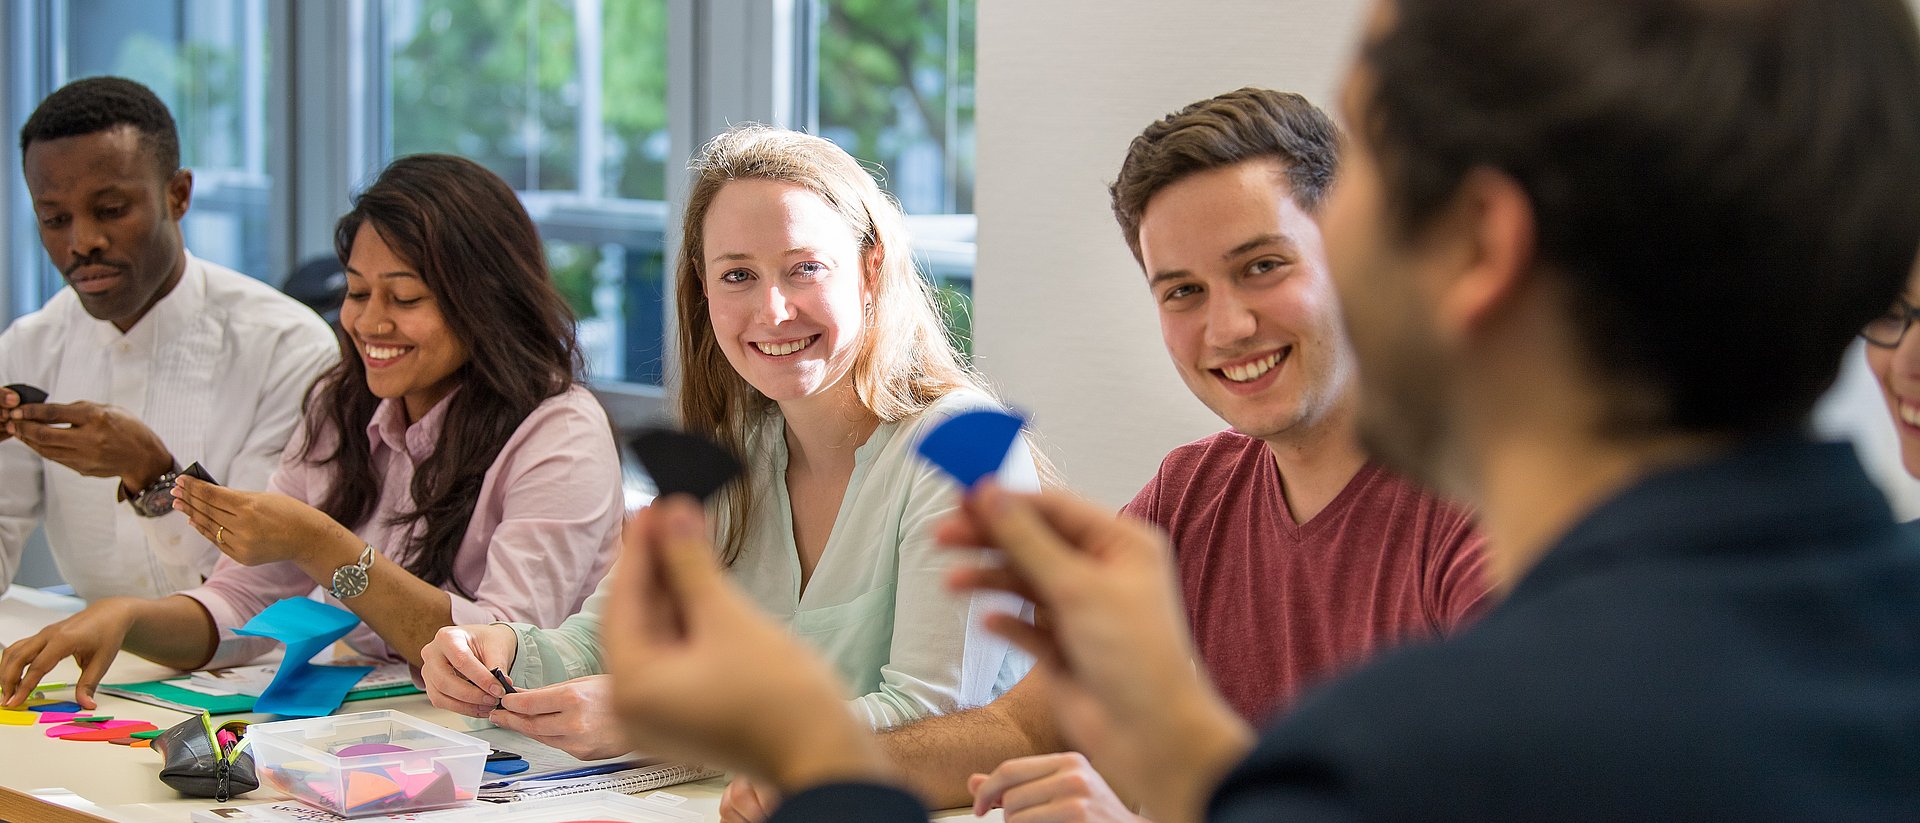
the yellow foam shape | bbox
[0,710,36,726]
[345,769,402,809]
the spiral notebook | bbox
[477,762,723,802]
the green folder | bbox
[97,677,422,716]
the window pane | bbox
[382,0,670,386]
[814,0,975,215]
[812,0,977,355]
[55,0,275,287]
[387,0,580,191]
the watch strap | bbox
[120,465,184,518]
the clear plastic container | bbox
[247,709,488,817]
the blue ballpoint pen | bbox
[480,760,644,789]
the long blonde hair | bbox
[675,124,995,564]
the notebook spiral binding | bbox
[477,763,722,802]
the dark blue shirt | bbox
[770,437,1920,822]
[1212,436,1920,821]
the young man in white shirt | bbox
[0,76,337,599]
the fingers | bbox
[0,636,46,705]
[971,753,1076,815]
[7,401,84,425]
[497,684,573,718]
[8,419,78,452]
[946,563,1041,603]
[12,646,67,710]
[721,777,773,823]
[966,484,1086,585]
[420,657,498,715]
[441,627,509,701]
[489,703,596,739]
[74,649,114,711]
[173,476,244,519]
[649,496,737,630]
[1002,766,1097,815]
[985,612,1066,672]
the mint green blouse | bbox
[503,390,1037,729]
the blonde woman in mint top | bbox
[420,125,1037,756]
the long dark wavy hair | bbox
[303,153,583,596]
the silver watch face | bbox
[331,565,370,599]
[137,486,177,516]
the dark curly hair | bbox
[20,76,179,178]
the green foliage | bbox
[817,0,975,212]
[933,278,973,358]
[388,0,668,198]
[114,36,242,169]
[546,241,601,320]
[389,0,582,190]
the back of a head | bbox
[1110,88,1341,264]
[1359,0,1920,436]
[20,76,180,177]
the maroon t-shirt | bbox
[1124,430,1491,724]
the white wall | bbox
[972,0,1920,515]
[973,0,1369,505]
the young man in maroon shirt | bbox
[719,87,1492,823]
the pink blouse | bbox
[179,385,621,668]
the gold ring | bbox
[215,525,226,545]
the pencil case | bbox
[154,713,258,802]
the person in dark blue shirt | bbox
[581,0,1920,821]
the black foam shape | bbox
[629,428,743,502]
[180,462,219,486]
[5,384,47,405]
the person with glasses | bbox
[1861,260,1920,482]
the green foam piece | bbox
[129,729,164,739]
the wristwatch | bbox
[329,545,378,600]
[118,466,185,518]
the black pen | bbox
[490,667,517,695]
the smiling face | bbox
[341,222,470,423]
[701,179,870,406]
[24,125,190,332]
[1138,158,1355,442]
[1865,265,1920,478]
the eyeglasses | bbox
[1862,299,1920,348]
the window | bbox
[379,0,672,385]
[6,0,275,313]
[4,1,980,390]
[809,0,977,353]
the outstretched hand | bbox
[939,483,1253,823]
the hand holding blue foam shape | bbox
[233,598,373,717]
[916,409,1027,489]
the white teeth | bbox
[754,336,817,357]
[365,345,409,360]
[1902,404,1920,428]
[1220,351,1284,383]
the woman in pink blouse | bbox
[0,155,620,709]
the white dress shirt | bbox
[0,253,338,600]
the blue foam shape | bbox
[28,701,81,713]
[915,409,1026,488]
[483,757,530,775]
[235,598,372,717]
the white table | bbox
[0,587,990,822]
